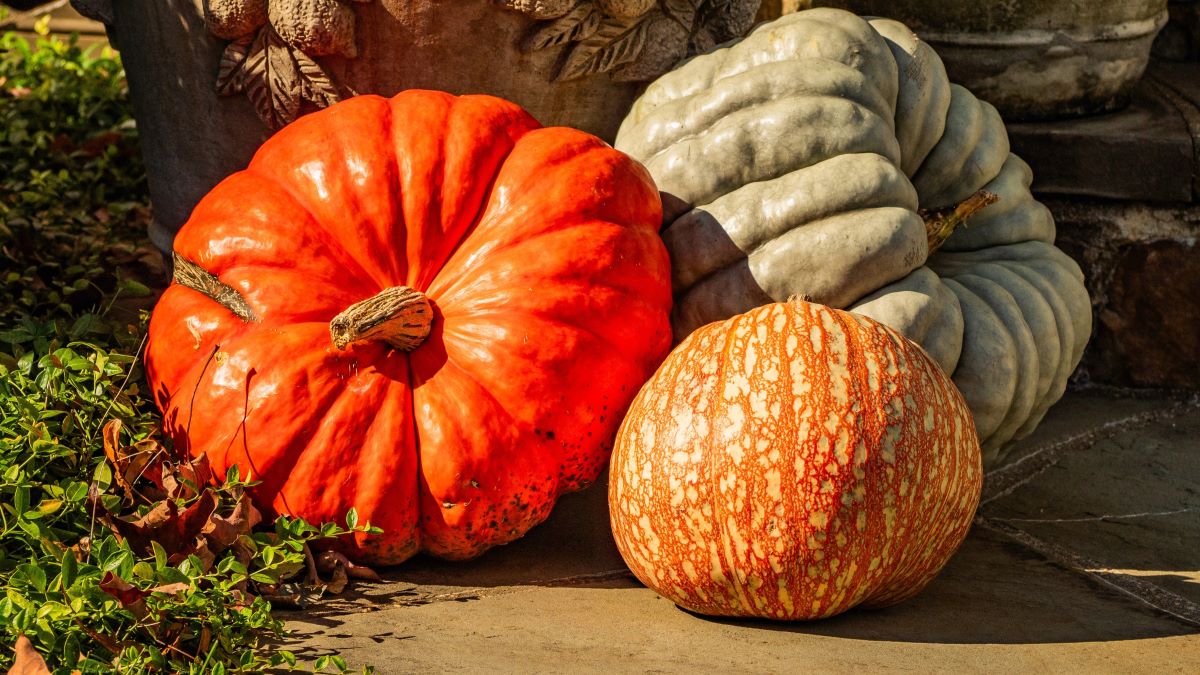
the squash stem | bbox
[921,190,999,253]
[329,286,433,351]
[173,254,258,322]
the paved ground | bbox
[282,388,1200,673]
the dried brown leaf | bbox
[197,626,212,658]
[71,618,128,656]
[316,550,380,582]
[101,419,121,471]
[201,489,262,551]
[160,454,213,502]
[258,583,312,610]
[101,419,164,502]
[90,490,218,559]
[325,562,348,595]
[191,535,217,572]
[345,562,381,581]
[9,635,50,675]
[149,582,191,595]
[99,572,148,620]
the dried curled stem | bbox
[172,254,258,322]
[921,190,999,254]
[329,286,433,351]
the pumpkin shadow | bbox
[292,474,1199,645]
[277,474,628,623]
[678,525,1199,645]
[379,471,626,589]
[277,473,1199,645]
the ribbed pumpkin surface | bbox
[146,91,672,564]
[609,300,981,619]
[614,9,1091,466]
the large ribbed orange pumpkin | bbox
[609,299,981,619]
[145,91,672,564]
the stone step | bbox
[1008,69,1199,204]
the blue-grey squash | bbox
[614,8,1091,467]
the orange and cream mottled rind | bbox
[608,300,982,620]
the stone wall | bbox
[1049,201,1199,389]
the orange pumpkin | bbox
[609,299,981,619]
[145,91,672,564]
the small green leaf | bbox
[117,278,153,297]
[250,571,276,584]
[61,549,77,588]
[18,518,45,539]
[151,540,167,570]
[103,550,133,573]
[132,561,155,581]
[345,508,359,530]
[92,460,113,489]
[14,485,29,514]
[17,563,47,593]
[218,557,247,576]
[157,566,189,586]
[63,480,88,503]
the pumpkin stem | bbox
[173,254,258,322]
[921,190,999,253]
[329,286,433,351]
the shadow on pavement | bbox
[687,527,1199,645]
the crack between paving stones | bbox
[977,516,1200,628]
[990,508,1197,524]
[980,400,1200,506]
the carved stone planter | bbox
[810,0,1169,121]
[75,0,760,252]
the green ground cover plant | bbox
[1,19,376,673]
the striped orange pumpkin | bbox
[609,299,982,619]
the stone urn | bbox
[802,0,1169,121]
[72,0,761,253]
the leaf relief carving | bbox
[557,15,653,82]
[208,0,366,130]
[523,3,602,52]
[506,0,760,82]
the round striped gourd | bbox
[614,8,1092,466]
[609,299,982,620]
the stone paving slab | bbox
[982,398,1200,611]
[982,389,1176,472]
[285,391,1200,672]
